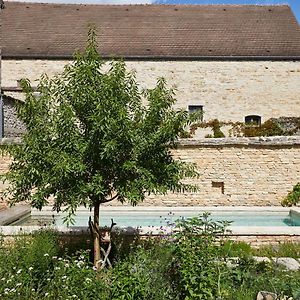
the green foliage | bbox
[171,213,230,299]
[219,240,252,257]
[2,28,200,219]
[190,117,300,138]
[1,229,300,299]
[0,230,59,299]
[110,244,176,300]
[254,242,300,259]
[281,183,300,207]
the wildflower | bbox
[29,267,33,271]
[52,256,57,259]
[31,289,35,292]
[44,253,49,257]
[1,277,5,281]
[85,278,92,283]
[62,275,67,280]
[58,257,62,261]
[16,283,22,287]
[11,288,16,293]
[54,267,61,270]
[79,255,85,260]
[77,261,84,267]
[45,292,49,297]
[17,269,22,274]
[92,266,97,271]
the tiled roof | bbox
[2,2,300,59]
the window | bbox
[245,115,261,126]
[188,105,203,121]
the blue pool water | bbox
[11,211,300,227]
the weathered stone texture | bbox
[0,137,299,207]
[2,60,300,123]
[3,97,26,138]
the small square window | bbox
[188,105,203,114]
[245,115,261,126]
[188,105,203,121]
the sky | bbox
[7,0,300,23]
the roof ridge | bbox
[5,1,292,8]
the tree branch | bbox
[100,194,119,204]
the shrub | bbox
[281,183,300,207]
[171,213,230,300]
[110,243,176,300]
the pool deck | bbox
[0,205,31,225]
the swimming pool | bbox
[10,206,300,228]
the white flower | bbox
[77,261,84,268]
[54,267,61,270]
[79,255,85,260]
[44,253,49,257]
[65,263,70,268]
[17,269,22,274]
[29,267,33,271]
[1,277,5,281]
[16,283,22,287]
[85,278,92,283]
[45,292,49,296]
[11,288,16,293]
[31,289,35,292]
[58,257,62,261]
[52,256,57,259]
[62,275,67,280]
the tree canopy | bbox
[3,29,200,266]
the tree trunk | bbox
[92,201,101,269]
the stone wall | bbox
[2,60,300,124]
[3,97,26,138]
[0,136,299,208]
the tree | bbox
[3,29,200,268]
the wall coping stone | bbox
[1,136,300,147]
[177,136,300,148]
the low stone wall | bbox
[230,235,300,247]
[0,136,299,207]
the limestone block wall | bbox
[2,60,300,123]
[0,136,299,208]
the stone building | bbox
[0,2,299,208]
[1,2,300,137]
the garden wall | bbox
[0,136,299,208]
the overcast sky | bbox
[6,0,300,22]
